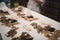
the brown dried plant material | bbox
[44,25,51,31]
[31,22,37,29]
[12,7,23,14]
[12,37,21,40]
[0,10,10,15]
[12,32,33,40]
[12,7,25,18]
[36,25,43,33]
[5,28,19,37]
[0,16,7,23]
[12,26,17,28]
[31,23,43,33]
[43,30,53,38]
[53,30,60,37]
[20,32,33,40]
[22,15,38,21]
[28,18,38,21]
[17,13,25,17]
[48,36,57,40]
[0,18,19,27]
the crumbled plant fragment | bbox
[31,23,37,29]
[20,32,33,40]
[5,28,18,37]
[36,25,43,33]
[27,15,34,18]
[48,28,55,32]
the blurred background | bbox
[0,0,60,22]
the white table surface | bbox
[0,6,60,40]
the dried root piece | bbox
[23,15,38,21]
[5,27,19,37]
[23,26,31,31]
[28,18,38,21]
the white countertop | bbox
[0,6,60,40]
